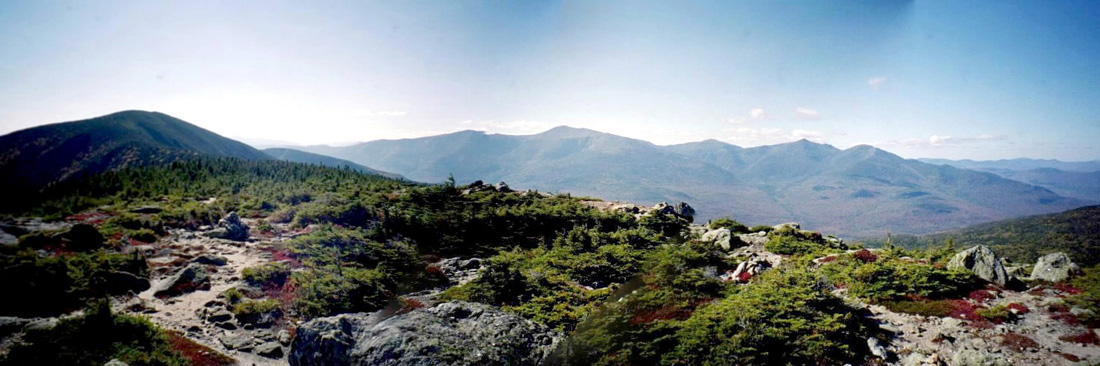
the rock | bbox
[256,342,284,358]
[289,301,560,366]
[104,359,129,366]
[867,337,887,359]
[773,222,801,231]
[219,334,254,351]
[700,228,733,250]
[207,309,233,323]
[493,181,512,193]
[949,348,1009,366]
[65,223,106,251]
[1029,252,1080,283]
[722,254,773,283]
[735,232,768,246]
[652,202,695,223]
[206,212,249,241]
[153,263,211,298]
[947,245,1009,286]
[129,206,163,214]
[192,254,229,266]
[216,322,238,330]
[105,271,150,295]
[278,329,293,345]
[437,257,484,285]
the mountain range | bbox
[919,158,1100,201]
[296,127,1090,237]
[0,111,1092,238]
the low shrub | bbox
[242,263,290,288]
[0,301,187,366]
[232,299,283,326]
[708,217,748,233]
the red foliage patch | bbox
[818,255,839,263]
[1053,282,1083,295]
[397,298,426,315]
[631,299,712,324]
[1059,331,1100,345]
[1005,303,1029,314]
[65,212,113,224]
[737,271,753,282]
[853,249,878,263]
[166,331,236,366]
[426,265,445,277]
[1028,285,1047,296]
[1001,333,1040,352]
[265,248,301,268]
[1048,303,1071,313]
[946,300,984,321]
[967,289,995,303]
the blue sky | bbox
[1,1,1098,160]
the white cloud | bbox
[793,107,821,120]
[352,109,408,117]
[868,77,887,88]
[721,127,826,146]
[750,108,767,120]
[878,134,1007,148]
[458,119,554,135]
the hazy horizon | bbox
[2,1,1098,161]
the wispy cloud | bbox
[721,126,826,146]
[352,109,408,117]
[792,107,821,120]
[459,119,554,135]
[727,108,767,124]
[868,77,886,88]
[878,134,1006,148]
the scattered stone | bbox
[215,322,238,330]
[652,202,695,222]
[105,271,150,295]
[153,263,211,298]
[947,245,1009,286]
[1029,252,1080,283]
[289,301,560,366]
[277,329,293,345]
[192,254,229,266]
[256,341,284,358]
[206,212,250,241]
[867,337,888,359]
[722,254,773,282]
[218,334,254,351]
[772,222,801,231]
[207,309,233,323]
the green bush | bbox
[818,252,980,303]
[0,250,148,317]
[242,263,290,287]
[764,235,832,256]
[666,268,873,365]
[293,266,393,318]
[0,301,186,366]
[128,228,158,243]
[232,299,283,326]
[708,217,748,233]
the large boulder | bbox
[700,228,746,251]
[947,245,1009,286]
[289,301,560,366]
[1030,252,1081,283]
[105,271,150,295]
[206,212,249,241]
[153,263,211,298]
[652,202,695,223]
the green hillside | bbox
[867,205,1100,266]
[262,147,405,180]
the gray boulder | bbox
[193,254,229,266]
[289,301,560,366]
[1029,252,1081,282]
[105,271,150,295]
[652,202,696,223]
[700,228,733,250]
[153,263,211,298]
[207,212,249,241]
[947,245,1009,286]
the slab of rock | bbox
[206,212,250,241]
[219,334,254,351]
[256,341,284,358]
[153,263,211,298]
[289,301,560,366]
[1029,252,1080,283]
[700,228,734,250]
[947,245,1009,286]
[192,254,229,266]
[105,271,150,295]
[652,202,695,222]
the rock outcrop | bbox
[1029,252,1080,283]
[652,202,695,223]
[947,245,1009,286]
[153,263,211,298]
[289,301,560,366]
[206,212,249,241]
[701,228,743,250]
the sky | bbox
[1,1,1098,161]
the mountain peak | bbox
[536,125,605,139]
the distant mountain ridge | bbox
[297,127,1088,238]
[262,148,405,180]
[921,158,1100,201]
[0,110,271,193]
